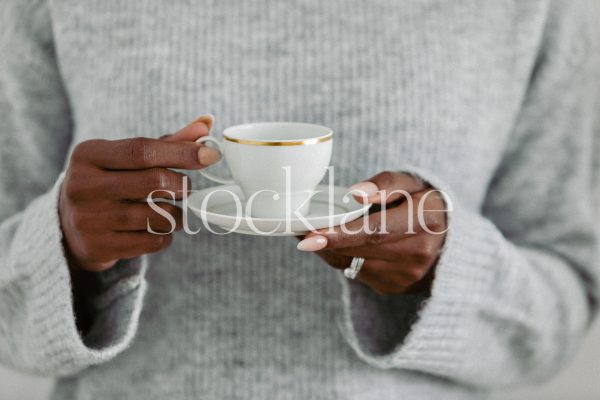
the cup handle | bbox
[195,136,235,185]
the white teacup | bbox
[196,122,333,218]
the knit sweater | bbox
[1,0,599,399]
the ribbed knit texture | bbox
[1,0,599,399]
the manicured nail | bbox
[198,146,221,166]
[349,181,379,198]
[194,114,215,132]
[297,235,328,251]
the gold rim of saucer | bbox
[222,134,332,146]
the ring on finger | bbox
[343,257,365,280]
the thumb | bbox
[160,114,215,142]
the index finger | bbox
[161,115,213,142]
[74,137,211,170]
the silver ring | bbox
[343,257,365,280]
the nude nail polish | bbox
[198,146,221,166]
[349,181,379,198]
[194,114,215,132]
[297,235,328,251]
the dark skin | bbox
[59,117,218,271]
[61,118,446,329]
[59,116,219,331]
[298,171,448,295]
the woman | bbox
[1,0,599,399]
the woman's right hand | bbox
[59,117,220,272]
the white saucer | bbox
[187,185,371,236]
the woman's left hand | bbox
[297,171,448,295]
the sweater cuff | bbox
[339,166,501,375]
[17,173,147,374]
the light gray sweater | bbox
[1,0,599,399]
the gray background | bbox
[1,319,598,400]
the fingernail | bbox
[198,146,221,166]
[193,114,215,132]
[297,235,328,251]
[349,181,379,198]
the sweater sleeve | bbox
[339,0,600,387]
[0,0,147,376]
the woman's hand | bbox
[297,171,448,295]
[59,116,220,272]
